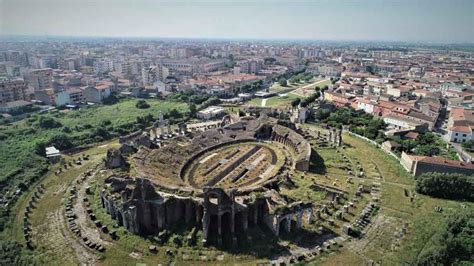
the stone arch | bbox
[116,210,123,226]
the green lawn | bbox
[58,99,187,129]
[246,94,304,108]
[302,125,474,265]
[0,99,188,182]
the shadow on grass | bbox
[205,224,338,259]
[309,148,327,174]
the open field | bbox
[0,99,188,185]
[291,79,330,97]
[247,79,329,108]
[0,140,119,264]
[247,93,303,108]
[303,124,473,265]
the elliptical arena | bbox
[100,113,346,247]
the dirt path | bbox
[33,209,98,265]
[73,170,110,247]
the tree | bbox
[291,98,301,108]
[315,86,321,91]
[315,109,331,120]
[462,140,474,152]
[91,126,111,141]
[415,210,473,265]
[102,93,119,105]
[168,108,182,119]
[314,91,321,99]
[48,133,74,151]
[38,117,62,129]
[279,78,288,87]
[135,100,150,109]
[415,173,473,201]
[189,103,197,118]
[300,99,309,108]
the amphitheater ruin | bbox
[98,113,339,246]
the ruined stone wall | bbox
[271,126,311,172]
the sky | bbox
[1,0,473,43]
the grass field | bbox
[247,93,304,108]
[0,140,118,264]
[290,79,331,97]
[0,99,188,184]
[303,124,474,265]
[247,79,329,108]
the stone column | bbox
[109,199,116,219]
[296,211,303,230]
[306,209,313,224]
[122,206,129,230]
[201,208,210,246]
[285,217,291,233]
[196,206,203,226]
[274,217,280,236]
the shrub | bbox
[135,100,150,109]
[38,117,62,129]
[415,173,473,201]
[169,234,183,247]
[416,210,473,265]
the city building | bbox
[84,83,113,103]
[0,78,29,104]
[401,152,474,176]
[447,107,474,143]
[55,88,85,106]
[24,68,53,91]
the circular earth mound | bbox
[183,142,284,189]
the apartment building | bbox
[24,68,53,91]
[0,78,28,104]
[83,82,113,103]
[93,59,114,74]
[141,65,169,86]
[447,107,474,143]
[55,88,85,106]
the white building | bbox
[196,106,226,120]
[45,146,61,163]
[357,99,375,114]
[141,65,169,86]
[447,107,474,143]
[383,115,421,130]
[93,59,114,74]
[447,126,473,143]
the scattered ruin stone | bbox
[149,245,157,253]
[105,148,127,169]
